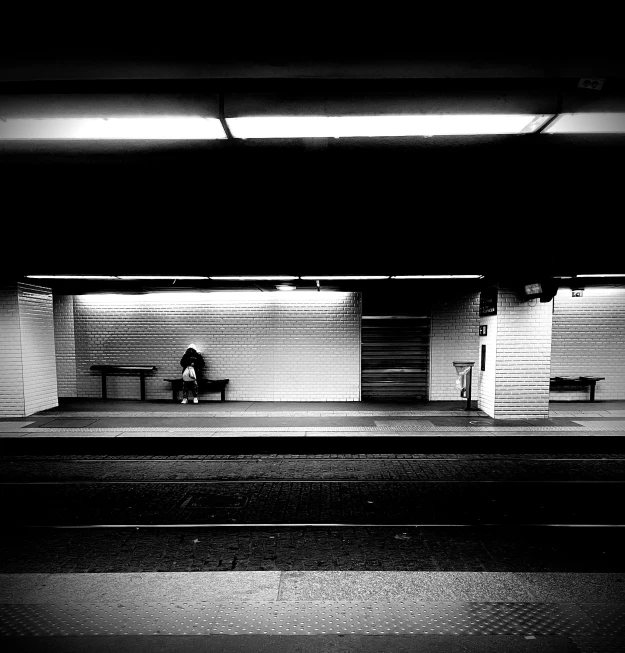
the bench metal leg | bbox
[589,381,596,402]
[140,372,146,401]
[101,373,107,400]
[221,388,225,401]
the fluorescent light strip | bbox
[226,114,552,138]
[210,276,299,281]
[392,275,482,279]
[0,117,227,140]
[27,275,209,280]
[27,275,120,280]
[542,113,625,134]
[300,276,389,280]
[577,274,625,278]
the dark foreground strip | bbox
[3,481,623,526]
[3,458,624,483]
[2,526,624,573]
[3,436,625,455]
[0,635,587,653]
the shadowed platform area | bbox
[1,401,623,650]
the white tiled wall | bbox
[490,287,553,419]
[477,312,498,417]
[18,284,58,415]
[0,283,58,417]
[0,284,25,417]
[57,291,361,401]
[46,285,625,407]
[53,294,77,398]
[551,287,625,400]
[429,292,480,400]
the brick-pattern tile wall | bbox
[429,292,480,400]
[0,284,25,417]
[492,287,553,419]
[18,284,58,415]
[551,287,625,400]
[65,292,361,401]
[53,294,77,398]
[477,312,498,417]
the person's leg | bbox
[192,380,199,403]
[182,381,189,403]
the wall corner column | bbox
[478,285,553,420]
[0,282,58,417]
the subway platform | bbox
[2,399,625,454]
[1,400,624,652]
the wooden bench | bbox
[164,378,230,402]
[90,365,157,400]
[549,376,605,402]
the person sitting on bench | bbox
[180,343,206,404]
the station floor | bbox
[1,400,624,651]
[1,398,625,438]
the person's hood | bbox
[187,344,198,352]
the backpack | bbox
[182,365,196,382]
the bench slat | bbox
[91,365,157,371]
[549,376,604,401]
[164,378,230,402]
[90,365,157,400]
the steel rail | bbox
[18,523,625,528]
[3,456,623,461]
[3,479,625,485]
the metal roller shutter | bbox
[361,315,430,401]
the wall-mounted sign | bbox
[479,325,488,336]
[479,287,497,316]
[572,290,584,297]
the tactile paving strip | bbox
[577,603,625,636]
[16,423,625,432]
[569,636,625,652]
[34,411,488,418]
[0,602,619,637]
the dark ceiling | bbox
[1,28,623,282]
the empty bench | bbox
[164,378,230,402]
[550,376,605,402]
[90,365,157,400]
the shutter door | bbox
[361,316,430,401]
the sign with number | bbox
[479,287,497,316]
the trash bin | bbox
[453,361,475,409]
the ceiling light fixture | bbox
[26,275,210,280]
[391,275,482,279]
[0,93,226,140]
[577,274,625,277]
[226,114,554,139]
[300,276,389,280]
[0,117,227,140]
[542,113,625,133]
[210,276,299,281]
[26,275,120,280]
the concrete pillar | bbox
[478,285,553,419]
[0,283,58,417]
